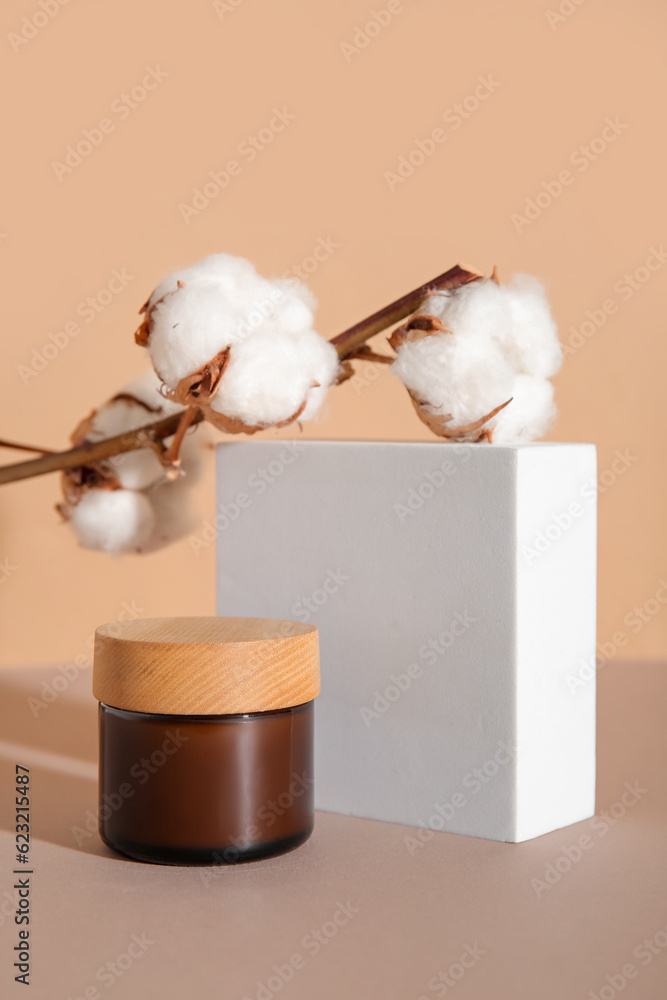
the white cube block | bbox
[216,441,597,843]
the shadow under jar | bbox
[93,617,320,866]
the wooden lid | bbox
[93,617,320,715]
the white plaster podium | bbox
[215,441,597,843]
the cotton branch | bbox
[0,410,201,486]
[0,263,481,487]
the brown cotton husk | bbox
[59,462,121,512]
[388,314,450,353]
[172,347,231,407]
[134,296,157,347]
[200,407,265,436]
[409,394,513,443]
[134,316,151,347]
[60,436,123,508]
[69,408,98,446]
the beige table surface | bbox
[0,662,665,1000]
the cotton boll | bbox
[138,253,342,431]
[394,271,562,443]
[141,255,333,428]
[69,489,155,554]
[391,331,515,426]
[491,374,556,443]
[210,329,339,427]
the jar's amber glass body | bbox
[98,701,314,865]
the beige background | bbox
[0,0,665,665]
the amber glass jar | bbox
[93,617,319,865]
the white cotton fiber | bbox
[420,275,562,379]
[392,274,562,442]
[424,280,512,343]
[492,374,556,443]
[69,489,155,553]
[391,331,515,426]
[142,254,339,428]
[210,327,340,427]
